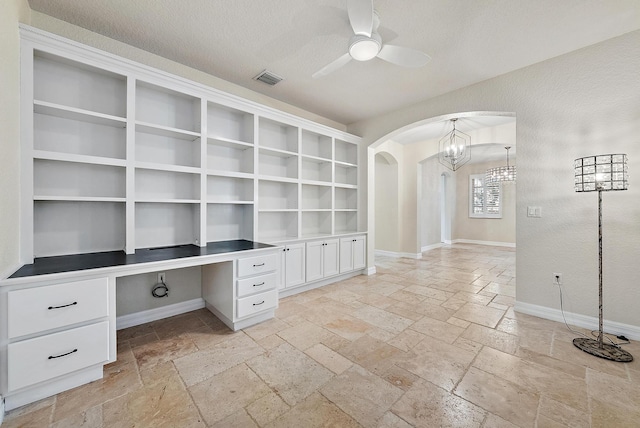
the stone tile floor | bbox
[5,244,640,427]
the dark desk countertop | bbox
[10,240,276,279]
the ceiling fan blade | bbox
[377,44,431,68]
[347,0,373,36]
[312,53,352,79]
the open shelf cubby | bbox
[258,180,298,210]
[335,164,358,186]
[258,149,298,180]
[34,51,127,118]
[34,200,126,257]
[207,102,254,144]
[259,118,298,153]
[34,111,126,160]
[301,130,332,160]
[207,203,254,242]
[258,211,298,241]
[135,169,201,202]
[207,139,254,175]
[136,129,201,169]
[335,139,358,165]
[136,81,201,133]
[301,157,332,183]
[301,211,332,238]
[207,175,254,203]
[334,187,357,210]
[302,184,331,210]
[334,211,358,234]
[135,202,200,249]
[34,159,125,200]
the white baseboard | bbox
[365,266,377,275]
[116,298,205,330]
[515,301,640,341]
[420,243,445,252]
[374,249,422,259]
[452,239,516,248]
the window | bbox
[469,174,501,218]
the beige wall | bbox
[0,0,30,276]
[351,30,640,328]
[453,160,516,245]
[375,154,400,252]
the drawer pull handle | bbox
[48,349,78,359]
[253,263,265,267]
[253,282,265,287]
[48,301,78,310]
[253,300,265,306]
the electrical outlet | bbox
[158,272,166,284]
[553,273,562,286]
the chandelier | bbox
[438,118,470,171]
[486,146,516,183]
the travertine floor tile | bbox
[338,334,406,376]
[305,343,353,374]
[188,363,271,425]
[210,409,257,428]
[263,392,360,428]
[461,323,519,354]
[173,332,263,386]
[276,319,334,350]
[398,336,476,391]
[452,302,506,328]
[409,316,465,344]
[103,362,204,427]
[454,366,539,427]
[320,364,404,427]
[246,342,333,406]
[352,304,414,334]
[245,391,290,426]
[391,378,486,427]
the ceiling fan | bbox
[312,0,431,78]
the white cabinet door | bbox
[353,235,366,270]
[305,240,324,283]
[285,243,306,288]
[323,239,340,277]
[339,235,366,273]
[339,238,354,273]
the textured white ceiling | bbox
[27,0,640,125]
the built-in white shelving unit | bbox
[20,27,362,264]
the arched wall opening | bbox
[367,111,516,265]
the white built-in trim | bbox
[452,239,515,248]
[515,301,640,341]
[116,298,205,330]
[374,250,423,259]
[366,266,377,276]
[0,264,21,282]
[420,243,445,252]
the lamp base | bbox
[573,338,633,362]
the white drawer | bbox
[8,277,109,339]
[236,289,278,319]
[237,253,278,278]
[237,272,277,298]
[8,321,109,392]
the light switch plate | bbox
[527,206,542,218]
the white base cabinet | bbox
[305,239,339,282]
[340,235,366,273]
[279,243,306,289]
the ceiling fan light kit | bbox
[349,33,382,61]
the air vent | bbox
[253,70,283,86]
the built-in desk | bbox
[0,240,282,411]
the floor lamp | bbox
[573,154,633,362]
